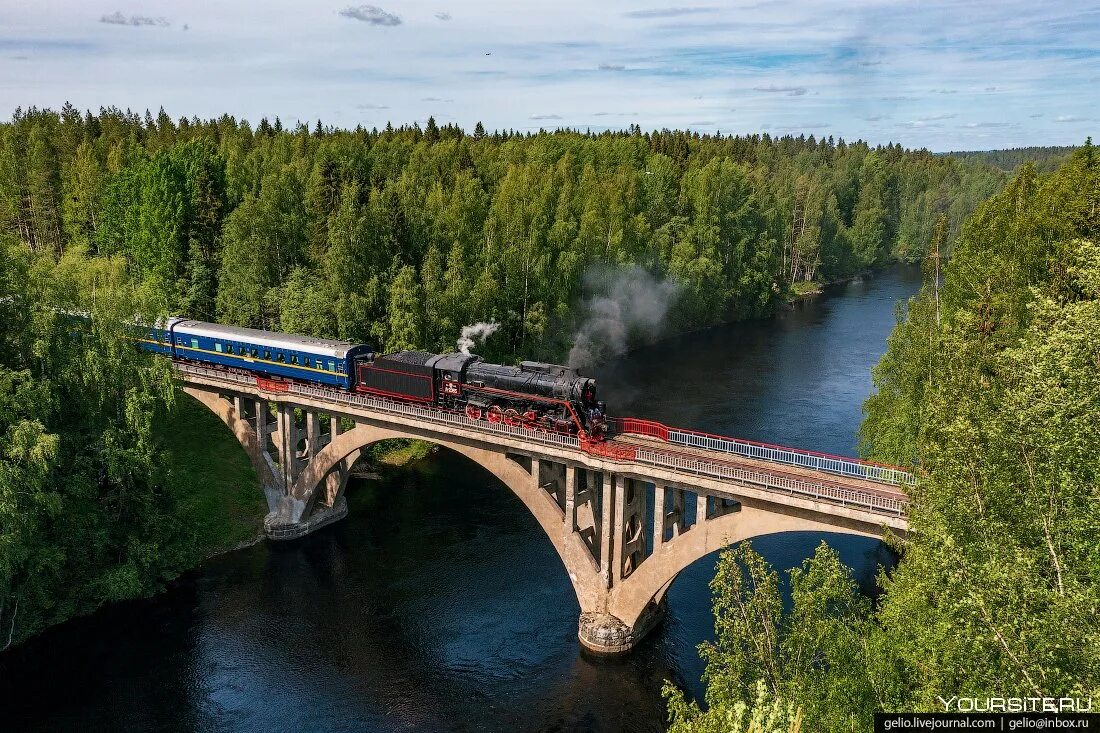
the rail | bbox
[609,417,912,486]
[174,364,906,516]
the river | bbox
[0,265,922,732]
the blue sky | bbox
[2,0,1097,151]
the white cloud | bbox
[99,11,169,27]
[753,85,807,96]
[624,7,716,19]
[339,5,401,26]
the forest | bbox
[667,144,1099,731]
[945,145,1078,173]
[1,105,1004,366]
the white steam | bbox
[457,321,500,354]
[568,266,681,369]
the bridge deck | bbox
[174,363,907,519]
[609,432,906,503]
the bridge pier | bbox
[578,602,667,655]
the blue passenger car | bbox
[138,319,372,389]
[139,317,185,356]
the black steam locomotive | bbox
[356,351,607,438]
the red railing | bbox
[580,438,637,461]
[612,418,669,441]
[256,377,290,392]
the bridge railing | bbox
[632,448,906,515]
[175,364,905,516]
[609,417,912,486]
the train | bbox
[137,318,608,439]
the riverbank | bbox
[160,401,437,564]
[158,391,269,558]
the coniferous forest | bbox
[1,105,1004,364]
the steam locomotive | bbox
[138,318,607,439]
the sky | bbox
[2,0,1097,151]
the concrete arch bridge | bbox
[177,363,909,654]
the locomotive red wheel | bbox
[486,405,504,424]
[503,408,521,427]
[465,405,483,421]
[522,410,538,429]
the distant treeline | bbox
[944,145,1079,173]
[1,105,1005,363]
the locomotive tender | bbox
[138,318,607,438]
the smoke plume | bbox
[457,321,500,354]
[568,266,681,369]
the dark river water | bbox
[0,266,921,732]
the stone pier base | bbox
[578,601,667,655]
[264,496,349,541]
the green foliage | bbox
[945,146,1078,173]
[665,678,803,733]
[861,147,1100,706]
[0,233,262,649]
[665,542,874,732]
[0,107,1005,364]
[674,150,1098,727]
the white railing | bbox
[635,449,905,515]
[175,364,905,517]
[667,429,912,486]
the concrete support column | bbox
[669,488,685,539]
[619,478,647,579]
[653,485,666,551]
[696,492,709,526]
[564,465,577,534]
[531,457,542,494]
[306,410,319,460]
[599,472,615,589]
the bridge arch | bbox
[181,387,281,501]
[606,498,888,631]
[286,421,607,614]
